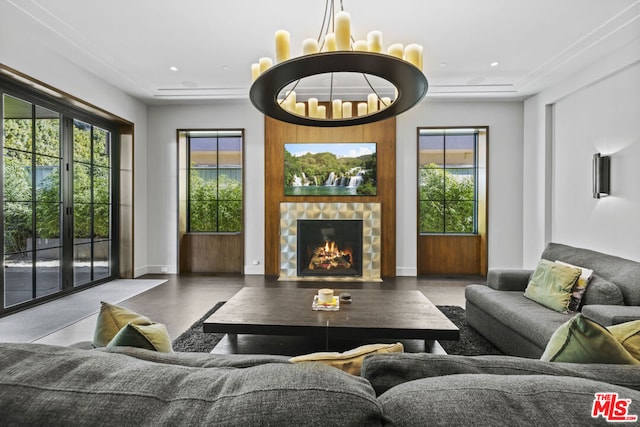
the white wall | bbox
[146,101,265,274]
[396,100,525,275]
[523,38,640,266]
[0,9,149,277]
[147,99,525,276]
[553,63,640,260]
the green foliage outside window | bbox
[3,116,110,254]
[419,165,475,233]
[189,172,242,232]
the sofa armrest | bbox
[581,305,640,326]
[486,269,533,291]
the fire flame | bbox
[309,240,353,270]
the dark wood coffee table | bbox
[203,288,459,354]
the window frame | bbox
[184,129,244,234]
[417,127,480,235]
[0,74,120,315]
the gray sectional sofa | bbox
[466,243,640,358]
[2,342,640,426]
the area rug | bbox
[436,305,503,356]
[0,279,167,343]
[172,303,503,356]
[172,302,227,352]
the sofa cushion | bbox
[582,305,640,326]
[98,345,291,367]
[540,314,640,364]
[93,301,153,347]
[289,342,403,375]
[0,343,384,426]
[542,243,640,306]
[361,353,640,395]
[609,320,640,361]
[524,259,581,313]
[465,285,573,350]
[378,374,640,426]
[106,323,173,353]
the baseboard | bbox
[396,267,417,276]
[244,265,265,275]
[145,265,178,275]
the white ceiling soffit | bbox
[4,0,640,104]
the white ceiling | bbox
[4,0,640,104]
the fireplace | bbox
[297,220,363,277]
[279,202,381,281]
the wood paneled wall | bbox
[264,116,397,277]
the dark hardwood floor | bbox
[32,274,481,347]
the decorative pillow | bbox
[107,323,173,353]
[581,275,625,306]
[540,314,640,364]
[555,260,593,312]
[524,259,581,313]
[289,342,404,375]
[93,301,153,347]
[608,320,640,361]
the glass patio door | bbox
[72,120,112,286]
[2,93,115,311]
[3,95,63,306]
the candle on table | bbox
[295,102,306,116]
[275,30,290,63]
[342,101,352,118]
[357,102,368,116]
[335,12,351,50]
[380,97,391,109]
[367,31,383,53]
[317,105,327,119]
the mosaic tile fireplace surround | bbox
[279,202,382,281]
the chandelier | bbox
[249,0,428,127]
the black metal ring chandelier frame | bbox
[249,51,429,127]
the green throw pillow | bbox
[93,301,153,347]
[541,314,640,364]
[524,259,581,313]
[608,320,640,361]
[107,323,173,353]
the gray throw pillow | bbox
[582,275,625,306]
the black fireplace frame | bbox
[297,219,363,277]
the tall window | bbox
[418,128,478,234]
[3,95,62,306]
[187,130,242,232]
[2,87,117,312]
[72,120,112,285]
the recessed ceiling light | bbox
[440,62,447,67]
[222,65,230,71]
[490,61,500,67]
[170,66,179,72]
